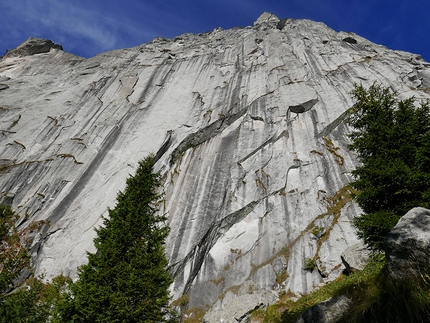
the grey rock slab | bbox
[254,12,280,25]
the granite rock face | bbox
[1,12,430,319]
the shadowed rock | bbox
[295,295,352,323]
[289,99,319,114]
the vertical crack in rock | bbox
[317,104,356,138]
[237,130,288,164]
[173,193,279,295]
[136,58,169,103]
[169,108,247,165]
[154,131,173,163]
[169,52,248,165]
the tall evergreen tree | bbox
[60,155,177,322]
[347,84,430,250]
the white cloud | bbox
[1,0,131,56]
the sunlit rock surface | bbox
[1,12,430,318]
[385,207,430,280]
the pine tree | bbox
[60,155,177,322]
[347,84,430,250]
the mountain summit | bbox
[1,13,429,321]
[3,37,63,59]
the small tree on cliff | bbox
[0,204,29,298]
[347,84,430,250]
[60,155,177,322]
[0,204,69,323]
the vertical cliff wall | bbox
[1,12,430,317]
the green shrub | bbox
[311,226,325,239]
[1,205,70,323]
[352,210,400,251]
[0,204,30,295]
[0,275,70,323]
[303,258,316,272]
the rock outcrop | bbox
[1,12,430,320]
[202,281,277,323]
[385,207,430,280]
[340,241,371,273]
[3,37,63,58]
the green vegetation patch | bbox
[257,254,386,323]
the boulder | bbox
[253,12,280,25]
[340,241,371,273]
[203,281,277,323]
[295,295,351,323]
[295,207,430,322]
[384,207,430,280]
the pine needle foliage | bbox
[347,84,430,250]
[60,155,177,323]
[1,275,71,323]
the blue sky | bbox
[1,0,429,61]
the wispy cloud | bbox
[0,0,213,57]
[0,0,136,56]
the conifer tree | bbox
[60,155,177,322]
[347,84,430,250]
